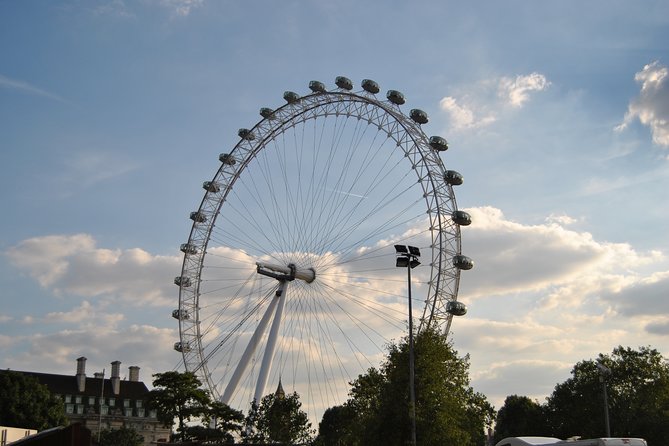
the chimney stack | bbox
[111,361,121,395]
[75,357,87,392]
[128,366,140,382]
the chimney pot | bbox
[111,361,121,395]
[75,357,87,392]
[128,366,140,382]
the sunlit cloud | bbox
[5,234,179,307]
[160,0,204,16]
[615,60,669,148]
[439,71,550,131]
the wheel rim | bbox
[175,83,465,421]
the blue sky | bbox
[2,0,669,428]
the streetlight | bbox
[596,359,612,437]
[395,244,421,446]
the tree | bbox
[493,395,548,443]
[98,426,144,446]
[313,404,356,446]
[0,370,67,430]
[185,400,245,444]
[246,390,314,444]
[333,327,493,446]
[545,346,669,446]
[146,371,211,442]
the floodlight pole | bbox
[395,245,419,446]
[406,260,417,446]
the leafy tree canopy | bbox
[98,426,144,446]
[493,395,548,444]
[321,326,493,446]
[0,370,67,430]
[545,345,669,445]
[245,390,314,445]
[146,370,211,442]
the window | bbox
[64,395,72,403]
[137,408,145,417]
[76,404,84,414]
[149,409,157,419]
[124,399,131,408]
[124,408,133,417]
[66,404,74,414]
[100,406,108,415]
[88,396,95,405]
[75,395,82,404]
[108,398,115,406]
[136,400,142,408]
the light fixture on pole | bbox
[596,359,612,437]
[395,244,420,446]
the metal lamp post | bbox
[596,359,612,437]
[395,245,421,446]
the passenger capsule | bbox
[173,342,191,353]
[452,210,472,226]
[180,243,198,255]
[238,128,255,141]
[453,255,474,270]
[387,90,406,105]
[172,309,190,320]
[429,136,448,151]
[284,91,300,104]
[203,181,220,193]
[361,79,380,94]
[260,107,275,119]
[446,301,467,317]
[410,109,429,125]
[309,80,327,93]
[174,276,191,287]
[444,170,464,186]
[335,76,353,90]
[219,153,236,165]
[190,211,206,223]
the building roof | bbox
[1,370,150,400]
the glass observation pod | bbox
[429,136,449,151]
[173,342,191,353]
[309,80,326,93]
[444,170,464,186]
[219,153,236,165]
[283,91,300,104]
[335,76,353,90]
[361,79,380,94]
[172,309,190,320]
[259,107,275,119]
[237,128,255,141]
[174,276,192,287]
[180,243,198,255]
[446,300,467,317]
[203,181,220,193]
[452,210,472,226]
[453,254,474,270]
[410,109,429,125]
[386,90,406,105]
[190,211,207,223]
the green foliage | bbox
[146,371,211,442]
[0,370,67,430]
[545,345,669,445]
[323,327,493,446]
[313,405,356,445]
[98,426,144,446]
[245,391,314,444]
[493,395,548,443]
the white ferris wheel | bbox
[173,76,474,422]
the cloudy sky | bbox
[2,0,669,426]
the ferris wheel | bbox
[173,76,474,421]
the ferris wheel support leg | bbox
[254,280,288,403]
[220,294,280,404]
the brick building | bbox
[4,357,170,445]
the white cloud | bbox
[0,74,67,103]
[439,72,550,131]
[498,72,551,108]
[5,234,179,306]
[160,0,204,16]
[616,61,669,147]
